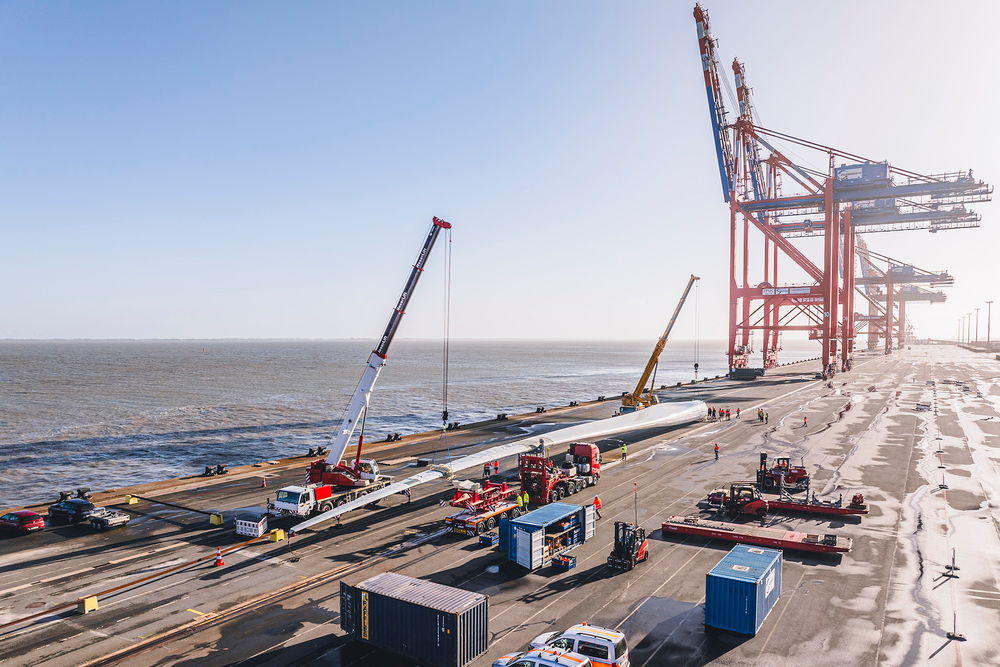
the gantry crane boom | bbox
[694,3,735,202]
[621,275,700,412]
[325,217,452,472]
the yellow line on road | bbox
[186,608,206,616]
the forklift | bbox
[607,521,649,571]
[708,482,769,525]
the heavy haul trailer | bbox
[444,479,524,537]
[520,442,601,505]
[703,483,869,518]
[662,515,852,554]
[500,502,596,571]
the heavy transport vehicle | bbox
[530,623,630,667]
[520,442,601,505]
[47,498,97,524]
[0,510,45,534]
[607,521,649,571]
[705,482,769,523]
[493,648,594,667]
[88,507,132,531]
[756,453,810,493]
[662,515,852,554]
[274,218,451,512]
[704,484,868,517]
[268,480,393,518]
[620,274,699,413]
[444,479,523,537]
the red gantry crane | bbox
[693,4,991,379]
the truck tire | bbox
[486,517,497,530]
[548,491,559,504]
[476,521,486,535]
[318,502,333,513]
[335,498,347,507]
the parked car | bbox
[0,510,45,534]
[493,647,593,667]
[47,498,96,524]
[530,624,630,667]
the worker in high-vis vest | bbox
[515,493,524,510]
[522,491,530,508]
[593,495,602,519]
[620,444,627,461]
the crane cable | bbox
[441,227,453,432]
[694,280,701,379]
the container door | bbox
[515,527,543,569]
[529,529,543,569]
[583,505,596,540]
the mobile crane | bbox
[620,274,700,413]
[269,217,452,520]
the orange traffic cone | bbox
[261,476,267,488]
[214,546,225,567]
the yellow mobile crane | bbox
[621,274,700,413]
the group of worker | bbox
[482,460,501,478]
[514,489,530,510]
[708,407,738,420]
[756,408,769,423]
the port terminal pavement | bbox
[1,346,997,666]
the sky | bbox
[1,0,998,343]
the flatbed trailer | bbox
[445,501,522,537]
[662,515,852,554]
[765,493,868,516]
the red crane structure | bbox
[693,4,992,378]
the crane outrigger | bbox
[620,274,700,413]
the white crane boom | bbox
[326,217,452,469]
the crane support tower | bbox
[693,4,991,378]
[309,217,452,488]
[621,274,700,413]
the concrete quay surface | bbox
[0,346,997,666]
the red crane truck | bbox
[520,442,601,505]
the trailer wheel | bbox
[486,517,497,530]
[548,491,559,504]
[476,522,486,535]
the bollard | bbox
[269,529,286,542]
[210,513,224,526]
[78,596,99,614]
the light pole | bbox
[967,313,972,343]
[974,308,980,342]
[987,301,993,344]
[958,318,963,344]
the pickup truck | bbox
[88,507,132,531]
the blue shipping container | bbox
[500,502,595,571]
[705,544,782,635]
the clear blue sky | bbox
[2,1,997,342]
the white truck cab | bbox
[271,485,315,517]
[530,624,629,667]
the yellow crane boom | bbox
[621,274,700,412]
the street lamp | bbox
[988,301,994,344]
[966,313,972,344]
[975,308,981,343]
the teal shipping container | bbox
[705,544,782,635]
